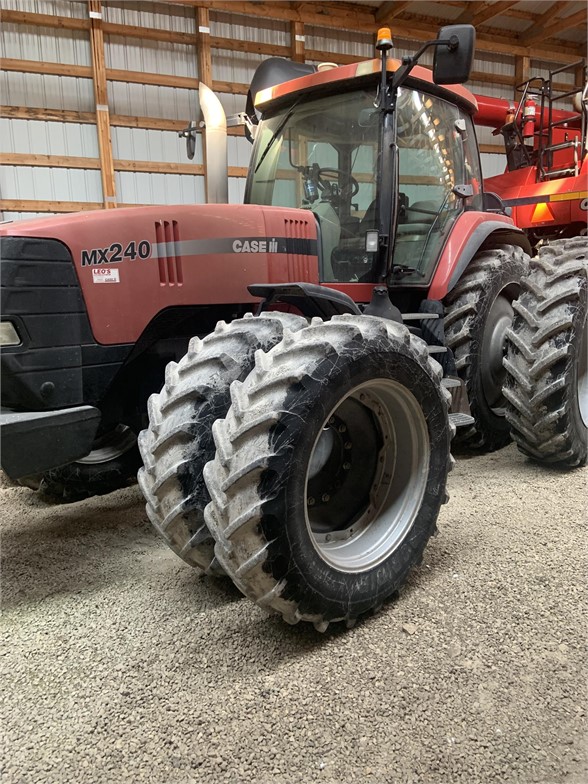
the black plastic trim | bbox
[249,282,362,319]
[0,405,101,479]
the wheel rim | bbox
[304,379,430,573]
[77,424,137,465]
[481,284,519,412]
[578,313,588,428]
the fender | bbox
[428,212,531,300]
[249,282,361,318]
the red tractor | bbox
[1,26,585,628]
[474,63,587,465]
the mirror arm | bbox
[391,36,458,90]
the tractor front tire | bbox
[204,315,453,630]
[444,244,529,452]
[137,312,307,574]
[503,237,588,467]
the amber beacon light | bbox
[376,27,393,51]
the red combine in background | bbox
[474,61,587,245]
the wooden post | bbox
[88,0,116,208]
[196,6,212,86]
[514,55,530,101]
[195,6,212,199]
[291,20,305,63]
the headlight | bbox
[0,321,21,346]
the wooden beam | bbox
[0,105,248,136]
[0,10,89,31]
[375,2,410,23]
[88,0,116,209]
[0,154,250,179]
[0,105,97,124]
[514,55,530,98]
[458,1,519,26]
[518,1,571,45]
[0,199,103,213]
[2,6,583,65]
[196,6,212,86]
[1,58,92,79]
[102,20,197,46]
[291,20,305,63]
[1,153,100,169]
[520,6,587,47]
[108,68,198,90]
[479,144,506,154]
[209,36,289,58]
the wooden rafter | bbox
[375,2,410,23]
[519,0,572,44]
[2,6,584,64]
[457,1,519,26]
[520,5,587,47]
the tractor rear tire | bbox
[204,315,453,630]
[503,237,588,467]
[444,244,529,452]
[137,312,307,574]
[38,425,140,502]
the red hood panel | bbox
[1,204,319,344]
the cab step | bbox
[449,413,475,428]
[441,378,462,389]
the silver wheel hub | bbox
[304,379,430,573]
[77,424,137,465]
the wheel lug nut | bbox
[321,493,330,502]
[338,424,347,433]
[344,441,352,449]
[307,497,315,506]
[343,462,351,470]
[328,417,335,425]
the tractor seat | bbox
[403,200,438,224]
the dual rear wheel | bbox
[140,313,453,629]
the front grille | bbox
[154,220,183,286]
[284,217,313,280]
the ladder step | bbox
[402,313,439,321]
[427,345,447,354]
[550,115,582,127]
[542,141,578,153]
[543,168,576,178]
[449,413,475,428]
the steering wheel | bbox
[316,167,360,199]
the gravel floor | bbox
[1,444,587,783]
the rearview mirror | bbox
[433,25,475,85]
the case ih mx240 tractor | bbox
[1,26,586,629]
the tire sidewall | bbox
[464,250,527,441]
[259,343,450,621]
[568,285,588,448]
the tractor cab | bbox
[243,26,482,288]
[246,78,482,286]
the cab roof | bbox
[254,57,478,115]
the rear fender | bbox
[428,212,531,300]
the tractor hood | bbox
[0,203,319,345]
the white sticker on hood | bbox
[92,268,120,283]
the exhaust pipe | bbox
[199,82,228,204]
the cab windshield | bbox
[246,84,480,284]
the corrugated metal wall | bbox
[2,2,549,222]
